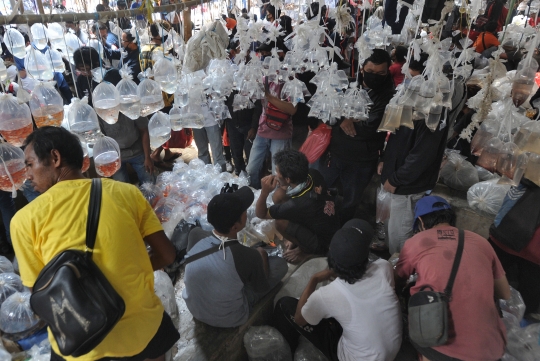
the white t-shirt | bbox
[301,259,402,361]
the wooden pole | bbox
[183,0,192,41]
[0,1,212,25]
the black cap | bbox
[207,186,254,233]
[328,219,373,268]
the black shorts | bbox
[285,222,322,254]
[51,311,180,361]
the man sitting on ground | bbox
[395,196,510,361]
[273,219,402,361]
[182,186,288,328]
[256,149,340,264]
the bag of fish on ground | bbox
[467,178,510,216]
[244,326,292,361]
[440,151,479,191]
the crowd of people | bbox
[1,0,540,360]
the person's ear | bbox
[50,149,63,168]
[418,217,425,232]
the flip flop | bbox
[163,152,181,162]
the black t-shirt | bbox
[269,169,340,245]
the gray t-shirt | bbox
[99,113,148,160]
[182,228,269,328]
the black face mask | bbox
[363,72,389,91]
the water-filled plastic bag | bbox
[93,136,121,177]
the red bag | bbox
[299,123,332,163]
[164,129,193,149]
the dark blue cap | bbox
[413,196,451,231]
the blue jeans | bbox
[317,155,377,223]
[0,191,16,244]
[246,135,291,189]
[22,180,40,203]
[193,125,226,171]
[112,153,155,185]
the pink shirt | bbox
[257,79,293,140]
[396,227,506,360]
[389,62,405,86]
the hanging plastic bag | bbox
[140,182,163,207]
[153,54,177,94]
[44,48,66,73]
[67,97,102,145]
[467,179,511,216]
[30,24,48,50]
[92,82,121,124]
[64,33,80,64]
[299,124,332,164]
[149,111,171,148]
[169,104,183,131]
[0,291,40,334]
[476,137,504,173]
[0,143,26,196]
[243,326,293,361]
[0,256,13,274]
[93,136,121,177]
[440,152,479,191]
[0,93,33,147]
[376,186,391,223]
[117,65,141,120]
[3,28,26,59]
[47,23,67,54]
[138,78,165,117]
[0,273,23,305]
[294,336,328,361]
[30,82,64,128]
[470,119,501,157]
[511,58,538,107]
[24,48,54,81]
[77,135,90,173]
[524,152,540,187]
[153,270,179,329]
[178,103,205,129]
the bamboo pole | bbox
[0,0,213,25]
[183,0,193,41]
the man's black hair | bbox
[485,21,498,33]
[409,52,429,73]
[96,4,106,11]
[273,149,309,185]
[394,45,408,63]
[23,126,84,170]
[328,254,368,285]
[241,8,247,13]
[266,4,281,18]
[73,46,100,69]
[420,203,457,230]
[362,48,391,68]
[150,23,161,38]
[123,29,135,43]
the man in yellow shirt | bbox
[11,126,178,361]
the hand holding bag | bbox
[408,229,464,348]
[30,179,125,357]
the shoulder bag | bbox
[408,229,464,348]
[264,77,290,131]
[30,179,125,357]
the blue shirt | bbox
[14,44,73,103]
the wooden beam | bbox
[183,0,192,41]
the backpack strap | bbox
[443,229,464,300]
[85,178,102,258]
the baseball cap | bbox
[328,219,373,268]
[207,186,254,233]
[413,196,451,231]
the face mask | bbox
[363,72,388,91]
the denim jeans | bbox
[112,153,155,185]
[386,192,424,254]
[226,121,253,175]
[317,155,377,224]
[22,180,40,203]
[246,135,291,189]
[0,191,16,244]
[193,125,226,171]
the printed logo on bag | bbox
[428,295,434,303]
[437,230,455,240]
[50,290,91,347]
